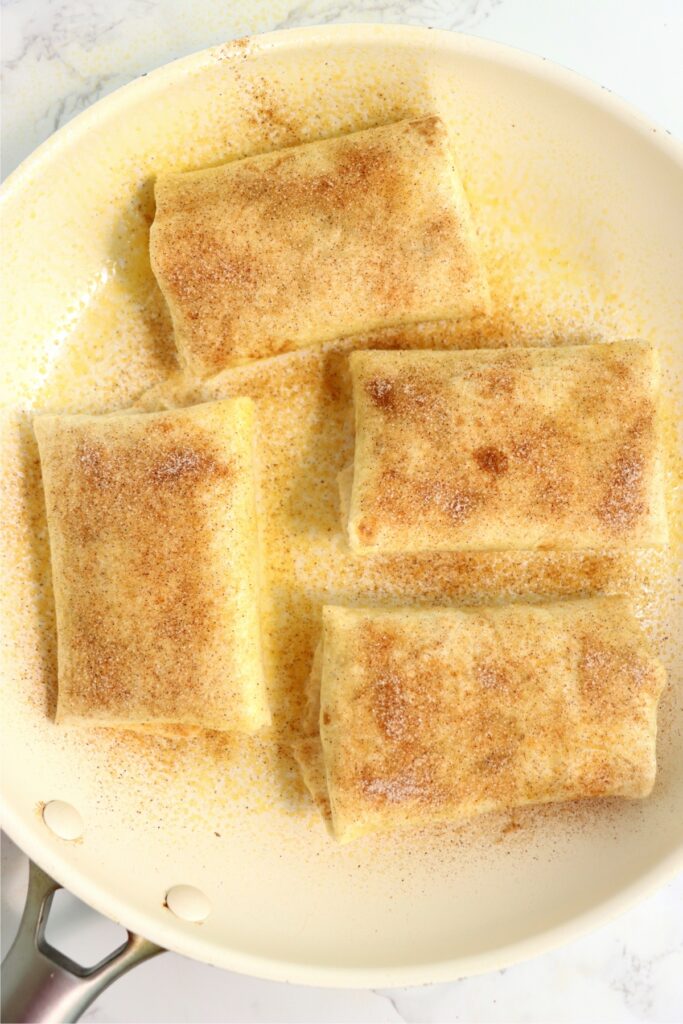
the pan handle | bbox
[1,859,164,1024]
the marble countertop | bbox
[2,1,682,1021]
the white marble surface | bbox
[2,1,683,1021]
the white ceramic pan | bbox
[1,24,682,1023]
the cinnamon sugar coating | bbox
[307,599,666,842]
[34,399,268,734]
[344,341,667,553]
[150,116,489,376]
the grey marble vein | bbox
[275,0,503,32]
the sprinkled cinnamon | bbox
[318,601,666,841]
[34,401,266,732]
[348,342,665,552]
[150,115,489,376]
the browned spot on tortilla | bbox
[473,446,509,476]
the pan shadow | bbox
[107,176,178,389]
[14,413,58,720]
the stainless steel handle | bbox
[1,859,164,1024]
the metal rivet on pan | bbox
[165,885,211,923]
[42,800,83,841]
